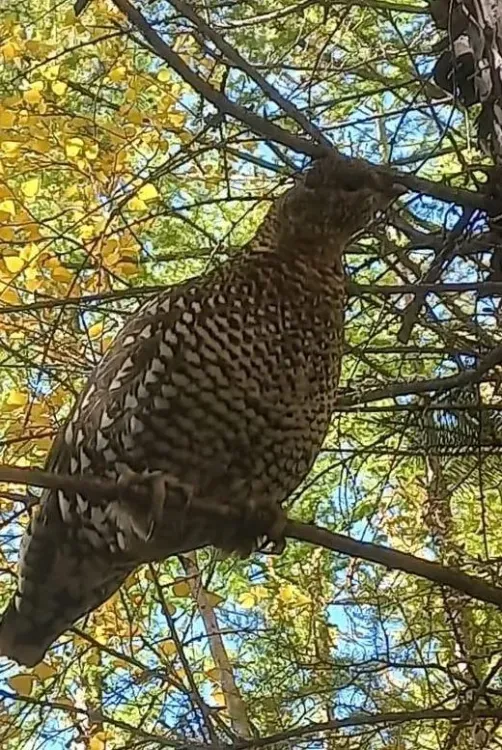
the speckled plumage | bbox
[0,155,401,666]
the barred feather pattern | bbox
[0,155,401,666]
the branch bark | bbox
[235,706,502,749]
[181,553,253,738]
[3,464,502,610]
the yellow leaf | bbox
[137,183,158,202]
[4,256,23,273]
[1,41,21,61]
[238,592,255,609]
[278,584,295,603]
[102,238,119,258]
[109,66,127,82]
[21,245,40,263]
[51,264,73,283]
[157,69,171,82]
[26,278,42,292]
[88,321,104,339]
[127,196,147,212]
[64,185,79,198]
[5,390,28,409]
[160,640,177,657]
[173,581,191,597]
[89,732,107,750]
[127,108,144,125]
[42,65,60,80]
[166,602,176,616]
[51,81,67,96]
[65,137,84,157]
[33,662,57,681]
[205,592,224,608]
[25,223,42,240]
[0,226,14,241]
[0,286,20,305]
[85,143,99,160]
[168,112,186,129]
[205,667,221,682]
[23,88,42,105]
[21,178,40,198]
[8,674,35,696]
[117,262,138,277]
[0,110,16,128]
[1,141,20,155]
[0,199,15,215]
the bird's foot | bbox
[116,468,194,543]
[233,498,287,559]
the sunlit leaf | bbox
[5,390,28,409]
[0,109,15,127]
[4,256,23,273]
[20,178,40,198]
[8,674,35,696]
[238,592,255,609]
[0,141,20,155]
[172,581,191,597]
[109,66,127,82]
[51,80,67,96]
[0,199,15,215]
[65,137,84,157]
[33,662,57,681]
[137,183,158,202]
[23,88,43,105]
[88,321,104,339]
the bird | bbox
[0,154,402,666]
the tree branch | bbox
[235,706,502,749]
[2,464,502,610]
[181,553,253,738]
[110,0,499,214]
[167,0,331,148]
[337,342,502,406]
[286,520,502,609]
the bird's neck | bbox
[245,203,348,271]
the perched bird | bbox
[0,154,401,666]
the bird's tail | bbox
[0,496,132,667]
[0,565,131,667]
[0,561,132,667]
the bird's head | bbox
[268,154,405,262]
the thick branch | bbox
[235,707,502,749]
[286,521,502,609]
[337,342,502,406]
[4,279,502,318]
[181,553,252,738]
[3,464,502,609]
